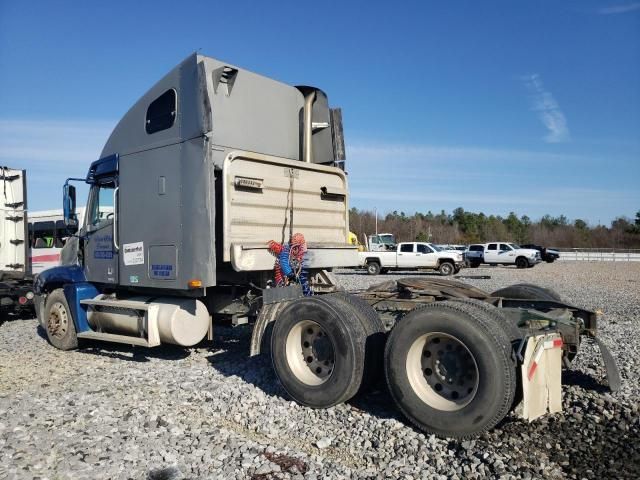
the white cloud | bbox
[598,3,640,14]
[345,140,638,222]
[347,142,586,164]
[522,74,570,143]
[0,119,115,210]
[0,119,114,168]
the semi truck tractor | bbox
[34,54,620,438]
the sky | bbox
[0,0,638,225]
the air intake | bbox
[212,66,239,96]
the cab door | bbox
[498,243,515,261]
[396,243,416,268]
[83,182,119,284]
[484,243,499,263]
[416,243,437,267]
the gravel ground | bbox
[0,261,638,479]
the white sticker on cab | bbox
[123,242,145,266]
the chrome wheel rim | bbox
[285,320,335,386]
[406,332,479,411]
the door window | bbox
[400,244,414,253]
[416,244,433,254]
[500,243,512,251]
[487,244,497,251]
[88,185,115,229]
[32,221,55,248]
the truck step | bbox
[77,331,152,347]
[80,298,152,310]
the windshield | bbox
[378,234,395,244]
[509,243,520,249]
[430,244,443,251]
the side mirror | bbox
[63,183,78,227]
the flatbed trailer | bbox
[33,54,619,438]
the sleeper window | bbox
[146,89,177,134]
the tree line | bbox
[349,207,640,249]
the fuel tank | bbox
[87,295,209,346]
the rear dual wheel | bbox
[384,300,517,438]
[491,283,562,302]
[270,294,385,408]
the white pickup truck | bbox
[465,242,541,269]
[359,242,465,276]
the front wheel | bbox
[438,262,454,276]
[43,289,78,350]
[515,257,529,269]
[385,301,516,438]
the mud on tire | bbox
[43,289,78,351]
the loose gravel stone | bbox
[0,261,638,479]
[315,437,332,449]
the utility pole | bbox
[375,207,378,237]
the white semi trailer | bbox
[0,167,35,319]
[33,54,619,438]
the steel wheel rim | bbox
[368,264,377,274]
[406,332,479,411]
[47,302,69,339]
[285,319,335,386]
[441,263,453,275]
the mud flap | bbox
[521,334,563,421]
[592,336,622,392]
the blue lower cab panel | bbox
[33,265,86,294]
[63,283,99,333]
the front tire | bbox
[515,257,529,269]
[43,289,78,350]
[385,301,516,438]
[438,262,455,276]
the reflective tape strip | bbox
[527,335,563,381]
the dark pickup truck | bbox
[521,244,560,263]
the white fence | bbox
[558,248,640,262]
